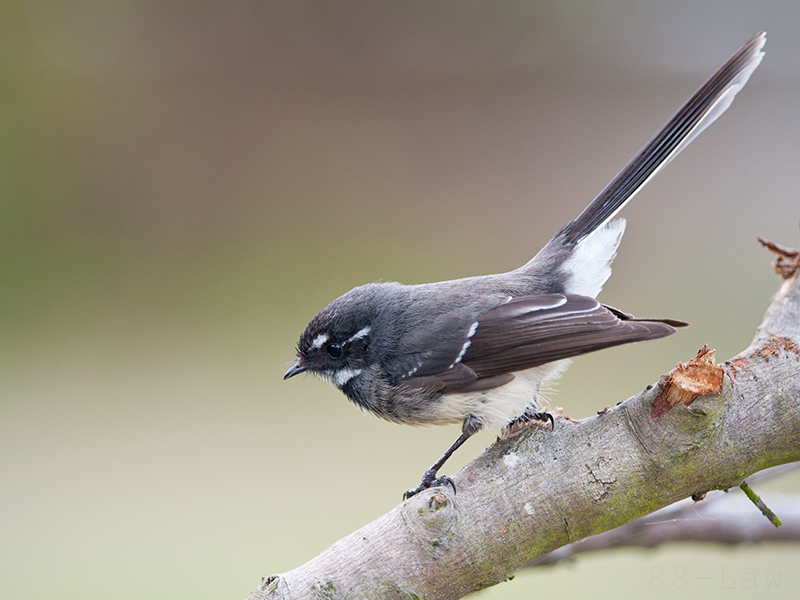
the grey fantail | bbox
[285,34,766,499]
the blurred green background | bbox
[2,2,799,599]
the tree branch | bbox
[526,465,800,567]
[252,242,800,600]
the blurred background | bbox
[2,2,799,599]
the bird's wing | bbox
[388,308,484,391]
[462,294,685,378]
[391,293,685,394]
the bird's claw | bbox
[403,469,456,500]
[498,409,555,439]
[528,410,555,429]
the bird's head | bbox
[284,284,391,390]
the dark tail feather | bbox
[555,32,765,247]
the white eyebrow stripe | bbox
[347,326,371,343]
[310,333,329,350]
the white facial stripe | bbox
[310,333,329,350]
[347,326,371,343]
[333,368,362,387]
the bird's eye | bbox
[326,343,342,358]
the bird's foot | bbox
[403,468,456,500]
[499,407,556,440]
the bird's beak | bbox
[284,360,309,380]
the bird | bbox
[284,33,766,500]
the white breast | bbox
[417,359,571,429]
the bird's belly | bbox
[410,359,571,429]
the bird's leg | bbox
[499,404,555,440]
[403,417,481,500]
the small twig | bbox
[758,235,799,258]
[740,480,783,527]
[758,235,800,279]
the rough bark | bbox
[527,486,800,567]
[252,245,800,600]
